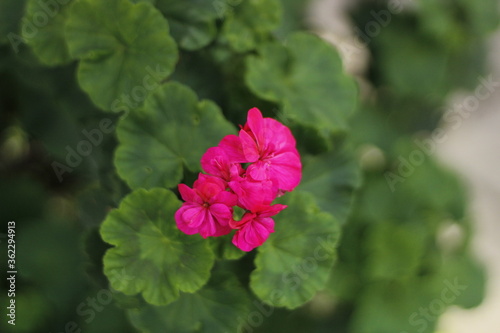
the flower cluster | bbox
[175,108,302,251]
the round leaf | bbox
[246,32,358,137]
[65,0,178,111]
[22,0,73,66]
[220,0,282,53]
[114,82,235,190]
[155,0,219,50]
[100,188,215,306]
[298,145,361,224]
[128,272,251,333]
[250,191,341,309]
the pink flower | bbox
[219,108,302,192]
[175,174,237,238]
[200,146,243,182]
[229,177,277,211]
[230,204,287,252]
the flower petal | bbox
[218,134,247,163]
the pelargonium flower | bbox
[175,174,237,238]
[174,107,302,252]
[219,108,302,192]
[200,146,243,182]
[230,204,287,252]
[229,176,277,212]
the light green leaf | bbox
[22,0,73,66]
[250,191,341,309]
[100,188,215,306]
[298,145,361,224]
[114,82,235,190]
[128,272,251,333]
[154,0,218,50]
[65,0,178,111]
[364,221,427,281]
[221,0,282,53]
[246,32,358,139]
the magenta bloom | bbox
[174,107,302,252]
[229,177,277,212]
[220,108,302,192]
[200,146,243,182]
[230,204,287,252]
[175,174,237,238]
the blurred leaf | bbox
[374,22,449,100]
[437,255,486,309]
[364,221,427,281]
[155,0,218,50]
[128,272,251,333]
[22,0,73,66]
[100,188,215,306]
[457,0,499,35]
[0,0,27,45]
[298,145,361,224]
[210,233,247,261]
[246,32,358,140]
[350,281,437,333]
[221,0,282,53]
[251,191,340,309]
[65,0,178,111]
[115,82,235,190]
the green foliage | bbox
[65,0,178,111]
[0,0,493,332]
[22,0,73,66]
[114,82,235,190]
[128,272,251,333]
[246,32,358,141]
[100,188,214,305]
[251,191,341,309]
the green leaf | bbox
[246,32,358,139]
[100,188,215,306]
[114,82,235,190]
[154,0,218,50]
[0,0,26,46]
[221,0,282,53]
[250,191,341,309]
[22,0,73,66]
[363,221,427,281]
[351,281,437,333]
[128,272,251,333]
[65,0,178,111]
[210,233,247,261]
[298,145,361,224]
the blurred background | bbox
[309,0,500,331]
[1,0,499,332]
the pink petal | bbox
[209,203,233,222]
[175,205,203,235]
[239,129,260,162]
[212,190,238,207]
[247,151,302,192]
[263,117,297,152]
[201,147,228,179]
[181,205,206,229]
[218,134,247,163]
[246,108,266,146]
[178,184,202,204]
[231,214,275,252]
[229,178,277,211]
[198,210,217,238]
[194,174,228,202]
[256,204,287,218]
